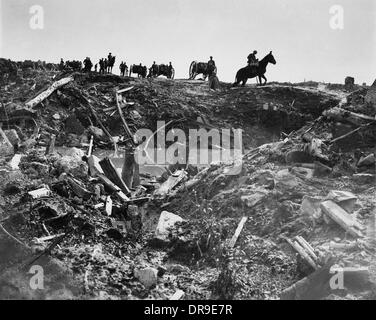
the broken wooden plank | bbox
[36,233,65,242]
[117,86,134,94]
[228,217,248,248]
[66,177,91,199]
[87,135,94,157]
[154,170,187,197]
[295,236,319,264]
[88,155,104,177]
[97,173,130,202]
[320,200,363,238]
[105,196,113,216]
[26,76,74,108]
[99,157,130,194]
[284,237,319,270]
[330,123,374,145]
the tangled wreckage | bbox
[0,59,375,300]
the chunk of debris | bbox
[241,190,268,208]
[300,196,323,220]
[155,211,183,241]
[8,154,22,170]
[28,186,52,199]
[326,190,357,214]
[154,170,187,197]
[320,200,364,238]
[357,154,375,167]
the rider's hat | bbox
[253,50,257,54]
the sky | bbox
[0,0,375,84]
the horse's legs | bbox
[261,75,267,85]
[242,79,247,86]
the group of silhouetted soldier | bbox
[58,49,260,83]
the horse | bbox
[129,64,147,78]
[148,64,174,79]
[233,51,276,87]
[107,56,116,73]
[189,61,217,80]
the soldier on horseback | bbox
[247,50,259,67]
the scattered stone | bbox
[300,196,323,220]
[155,211,183,241]
[8,154,22,170]
[241,190,268,208]
[134,267,158,289]
[326,190,357,214]
[357,154,375,167]
[320,200,363,238]
[54,155,88,179]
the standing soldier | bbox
[59,58,65,71]
[83,57,93,72]
[119,61,127,77]
[168,62,174,79]
[207,56,216,77]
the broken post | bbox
[228,217,248,248]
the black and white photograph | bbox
[0,0,375,305]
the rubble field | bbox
[0,61,375,300]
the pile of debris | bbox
[0,63,375,300]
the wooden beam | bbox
[99,157,130,194]
[321,200,364,238]
[26,76,74,108]
[228,217,248,248]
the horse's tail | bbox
[233,71,239,87]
